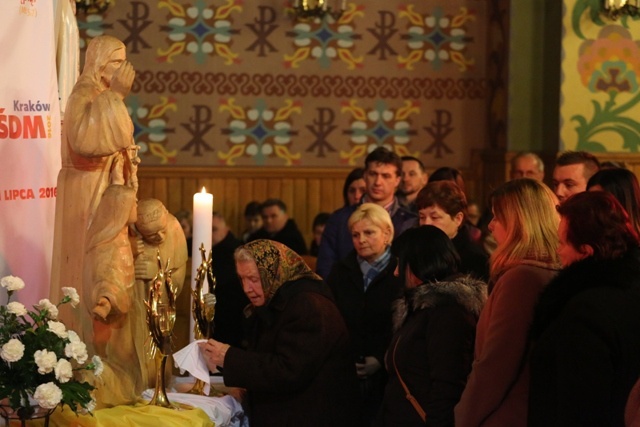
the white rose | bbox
[64,341,88,364]
[34,349,58,374]
[67,330,80,343]
[1,338,25,362]
[91,355,104,377]
[33,382,62,409]
[54,358,73,383]
[0,275,25,292]
[47,321,68,339]
[35,299,58,320]
[6,301,27,316]
[61,287,80,307]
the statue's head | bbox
[83,35,126,89]
[136,199,168,244]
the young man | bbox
[552,151,600,204]
[397,156,428,212]
[248,199,308,255]
[316,147,417,278]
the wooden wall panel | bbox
[139,153,640,251]
[137,167,355,248]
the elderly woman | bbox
[528,191,640,426]
[199,240,359,427]
[325,203,402,426]
[455,178,561,426]
[416,181,489,281]
[375,225,486,426]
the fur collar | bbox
[530,248,640,340]
[392,274,487,332]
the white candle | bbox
[190,187,213,294]
[190,187,213,343]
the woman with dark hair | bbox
[343,167,366,206]
[587,167,640,236]
[375,226,487,426]
[309,212,330,256]
[455,179,560,427]
[528,191,640,427]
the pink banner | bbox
[0,0,61,307]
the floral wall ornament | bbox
[398,5,475,72]
[158,0,241,64]
[285,2,364,70]
[571,0,640,40]
[339,99,420,165]
[572,25,640,151]
[127,96,178,164]
[0,276,101,416]
[218,98,303,165]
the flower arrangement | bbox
[0,275,102,417]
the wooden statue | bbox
[51,34,136,336]
[49,35,140,407]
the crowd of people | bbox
[183,147,640,426]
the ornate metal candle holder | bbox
[145,251,179,408]
[188,244,222,396]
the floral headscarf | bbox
[240,240,321,307]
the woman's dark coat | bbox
[326,250,402,367]
[222,278,360,427]
[326,251,402,424]
[529,249,640,427]
[375,275,487,427]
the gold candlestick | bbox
[145,250,179,408]
[188,244,223,396]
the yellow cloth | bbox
[18,403,214,427]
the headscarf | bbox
[239,240,321,307]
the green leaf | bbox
[578,140,607,151]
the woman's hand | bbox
[356,356,381,379]
[198,339,230,369]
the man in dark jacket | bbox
[248,198,308,255]
[209,212,249,347]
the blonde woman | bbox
[455,179,561,426]
[326,203,402,426]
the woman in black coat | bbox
[326,203,403,426]
[375,226,487,427]
[200,239,360,427]
[529,191,640,427]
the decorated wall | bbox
[561,1,640,152]
[76,0,493,170]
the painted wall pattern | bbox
[561,0,640,152]
[76,0,489,168]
